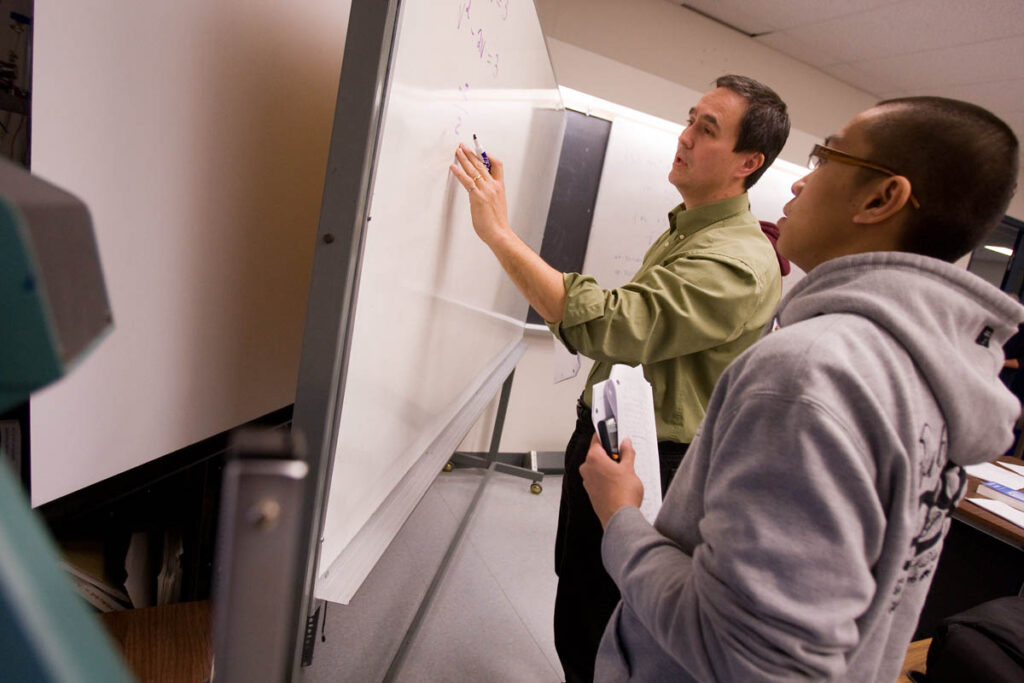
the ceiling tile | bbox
[755,30,845,68]
[777,0,1024,64]
[819,62,900,96]
[674,0,901,34]
[850,36,1024,92]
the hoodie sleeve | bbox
[601,391,885,681]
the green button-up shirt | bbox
[548,193,781,444]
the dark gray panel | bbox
[527,110,612,325]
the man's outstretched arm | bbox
[450,143,566,322]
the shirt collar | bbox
[668,193,751,237]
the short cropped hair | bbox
[863,97,1019,262]
[715,75,790,189]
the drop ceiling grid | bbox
[759,1,1024,65]
[826,35,1024,94]
[677,0,904,36]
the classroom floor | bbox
[303,468,565,683]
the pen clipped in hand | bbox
[597,417,620,461]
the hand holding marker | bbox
[473,134,491,173]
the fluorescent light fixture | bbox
[984,245,1013,257]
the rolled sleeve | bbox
[547,272,605,353]
[553,255,762,366]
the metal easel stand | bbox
[382,367,543,681]
[445,370,546,493]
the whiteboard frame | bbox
[289,0,403,674]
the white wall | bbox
[30,0,350,504]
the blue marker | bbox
[472,133,491,173]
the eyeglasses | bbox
[808,143,921,209]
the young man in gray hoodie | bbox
[580,96,1023,682]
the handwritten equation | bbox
[451,0,511,135]
[456,0,508,77]
[454,82,471,135]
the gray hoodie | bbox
[596,252,1024,682]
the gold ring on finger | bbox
[471,175,482,182]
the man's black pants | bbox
[553,399,688,683]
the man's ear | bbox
[852,175,914,224]
[736,152,765,181]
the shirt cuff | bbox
[545,319,579,355]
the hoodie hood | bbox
[774,252,1024,465]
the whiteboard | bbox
[583,116,807,293]
[298,0,563,604]
[582,119,681,287]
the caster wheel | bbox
[443,461,454,473]
[530,482,542,495]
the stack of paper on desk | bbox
[964,462,1024,490]
[969,496,1024,529]
[965,460,1024,530]
[997,460,1024,478]
[591,364,662,523]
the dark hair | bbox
[715,74,790,189]
[862,97,1019,262]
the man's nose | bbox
[678,127,693,147]
[791,176,807,196]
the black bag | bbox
[924,596,1024,682]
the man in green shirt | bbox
[450,74,789,683]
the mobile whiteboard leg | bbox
[449,369,545,491]
[211,429,308,683]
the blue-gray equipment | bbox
[0,157,134,681]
